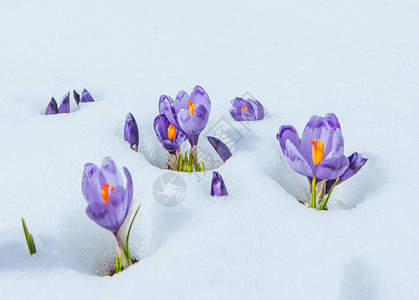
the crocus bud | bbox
[80,88,94,102]
[73,90,80,106]
[211,171,228,196]
[207,136,232,162]
[58,92,70,113]
[124,113,139,151]
[45,97,58,115]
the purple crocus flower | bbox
[80,88,94,103]
[159,85,211,146]
[230,97,264,121]
[58,92,70,113]
[207,136,232,162]
[154,113,186,154]
[45,97,58,115]
[211,171,228,196]
[277,113,367,192]
[73,90,80,106]
[82,157,133,246]
[124,113,139,151]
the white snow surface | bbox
[0,0,418,299]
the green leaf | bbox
[125,204,141,265]
[195,162,201,172]
[320,177,339,210]
[202,161,205,172]
[178,153,183,172]
[22,218,36,255]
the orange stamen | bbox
[101,183,114,205]
[167,124,176,141]
[311,139,325,166]
[241,106,248,113]
[188,100,195,115]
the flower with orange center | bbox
[188,100,195,115]
[311,139,324,166]
[241,106,248,113]
[167,124,176,141]
[101,183,114,205]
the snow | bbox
[0,0,418,299]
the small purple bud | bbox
[58,92,70,113]
[211,171,228,197]
[124,113,139,151]
[45,97,58,115]
[207,136,232,162]
[80,88,94,102]
[73,90,80,106]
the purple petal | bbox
[211,171,228,196]
[154,114,186,154]
[81,163,102,204]
[177,104,209,146]
[300,114,342,167]
[99,157,124,188]
[58,92,70,113]
[230,98,254,121]
[159,95,173,114]
[163,101,180,129]
[190,85,211,114]
[45,97,58,115]
[326,152,367,192]
[73,90,80,106]
[86,186,126,235]
[277,125,301,154]
[314,154,349,180]
[284,140,313,177]
[207,136,232,162]
[123,167,133,215]
[80,88,94,102]
[247,98,265,120]
[172,90,190,112]
[124,113,139,151]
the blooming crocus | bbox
[73,90,80,106]
[211,171,228,196]
[80,88,94,102]
[82,157,133,266]
[154,114,186,155]
[230,97,264,121]
[159,85,211,147]
[124,113,139,151]
[58,92,70,113]
[207,136,232,162]
[277,113,367,207]
[45,97,58,115]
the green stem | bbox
[311,177,316,209]
[320,177,339,210]
[125,204,141,265]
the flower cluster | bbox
[154,85,211,171]
[45,89,94,115]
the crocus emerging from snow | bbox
[207,136,232,162]
[80,88,94,103]
[154,114,186,155]
[230,97,264,121]
[73,90,80,106]
[45,97,58,115]
[211,171,228,197]
[159,85,211,147]
[124,113,139,151]
[82,157,133,267]
[58,92,70,113]
[277,113,367,209]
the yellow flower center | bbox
[167,124,176,141]
[101,183,114,205]
[311,139,324,166]
[188,100,195,115]
[241,106,248,113]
